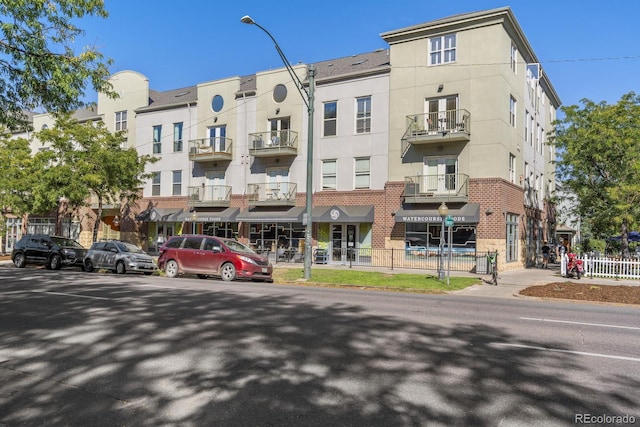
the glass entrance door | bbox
[330,224,358,263]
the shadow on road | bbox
[0,268,637,426]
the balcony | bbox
[187,185,232,208]
[404,173,469,203]
[248,130,298,157]
[247,182,297,206]
[188,138,233,162]
[401,110,470,156]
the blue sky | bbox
[77,0,639,108]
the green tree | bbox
[35,114,158,242]
[551,92,640,258]
[0,0,114,130]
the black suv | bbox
[12,235,88,270]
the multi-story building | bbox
[8,7,560,270]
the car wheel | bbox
[49,254,62,270]
[197,274,208,279]
[165,260,179,278]
[13,253,26,268]
[143,272,153,276]
[220,262,236,282]
[116,261,126,275]
[85,259,95,272]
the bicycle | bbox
[487,250,498,286]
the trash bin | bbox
[314,249,328,264]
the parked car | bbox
[12,234,87,270]
[84,240,156,275]
[158,235,273,282]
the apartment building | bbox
[7,7,560,269]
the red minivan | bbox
[158,235,273,282]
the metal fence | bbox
[562,254,640,280]
[271,247,487,273]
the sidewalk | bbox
[278,262,640,299]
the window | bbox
[356,96,371,134]
[322,160,336,190]
[208,125,227,151]
[115,111,127,131]
[537,125,543,153]
[510,43,517,73]
[524,110,530,143]
[354,157,370,189]
[153,125,162,154]
[509,154,516,183]
[173,122,183,152]
[506,213,519,262]
[429,34,456,65]
[323,101,337,137]
[172,170,182,196]
[509,96,517,127]
[152,172,160,196]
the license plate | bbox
[262,268,268,273]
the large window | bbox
[510,96,517,127]
[354,157,370,189]
[355,96,371,134]
[153,125,162,154]
[115,111,127,131]
[323,101,337,137]
[506,213,519,262]
[173,122,183,152]
[510,43,517,73]
[152,172,161,196]
[525,110,530,143]
[429,34,456,65]
[172,170,182,196]
[322,160,336,190]
[509,153,517,183]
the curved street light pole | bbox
[241,15,315,280]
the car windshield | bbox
[115,242,146,254]
[224,239,257,255]
[50,236,84,248]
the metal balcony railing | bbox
[404,173,469,203]
[187,185,232,207]
[401,109,470,156]
[248,130,298,157]
[247,182,297,205]
[188,138,233,162]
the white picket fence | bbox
[561,254,640,280]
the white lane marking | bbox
[33,291,109,300]
[520,317,640,331]
[491,342,640,362]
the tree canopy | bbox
[552,92,640,257]
[34,114,158,242]
[0,0,113,131]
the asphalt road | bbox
[0,267,638,426]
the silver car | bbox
[84,240,156,275]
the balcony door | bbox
[423,156,457,194]
[207,125,226,151]
[268,117,290,146]
[205,171,226,201]
[426,96,458,132]
[267,167,289,200]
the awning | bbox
[136,207,184,222]
[312,205,374,223]
[177,207,239,223]
[236,206,305,223]
[395,203,480,223]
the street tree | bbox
[0,0,114,130]
[551,92,640,258]
[35,114,158,242]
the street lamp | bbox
[241,15,315,280]
[438,202,448,280]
